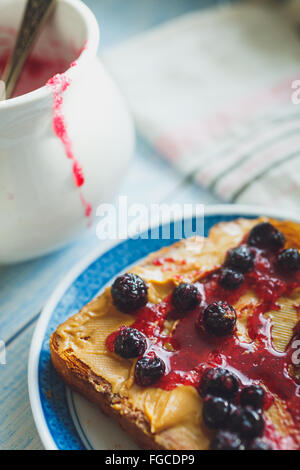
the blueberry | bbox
[114,327,147,359]
[202,396,230,429]
[199,367,240,400]
[218,268,244,290]
[277,248,300,274]
[134,355,165,387]
[247,438,272,450]
[240,385,265,410]
[203,301,237,337]
[248,222,285,251]
[228,406,264,439]
[171,283,201,314]
[210,430,245,450]
[111,273,148,313]
[225,246,254,273]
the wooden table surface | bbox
[0,0,222,450]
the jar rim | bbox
[0,0,99,110]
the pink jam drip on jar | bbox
[46,68,92,219]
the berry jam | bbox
[0,50,70,97]
[106,237,300,449]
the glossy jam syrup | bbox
[107,242,300,448]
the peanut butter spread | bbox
[53,218,300,450]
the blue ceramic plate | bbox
[28,205,299,450]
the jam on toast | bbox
[50,218,300,450]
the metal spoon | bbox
[0,0,57,101]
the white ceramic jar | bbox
[0,0,135,263]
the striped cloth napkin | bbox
[103,0,300,210]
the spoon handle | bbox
[1,0,57,100]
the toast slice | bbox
[50,217,300,450]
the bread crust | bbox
[50,332,165,449]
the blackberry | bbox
[225,246,254,273]
[134,355,165,387]
[111,273,148,313]
[227,402,238,424]
[203,301,237,337]
[228,406,264,439]
[114,327,147,359]
[202,396,230,429]
[248,222,285,251]
[218,268,244,290]
[199,367,240,400]
[171,283,201,314]
[247,439,272,450]
[277,248,300,274]
[240,385,265,410]
[210,430,245,450]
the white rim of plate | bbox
[28,203,300,450]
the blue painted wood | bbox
[0,323,43,450]
[0,0,224,450]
